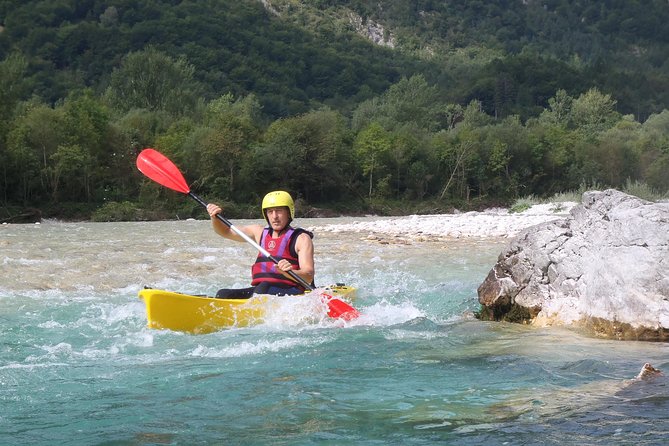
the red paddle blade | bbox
[136,148,191,194]
[326,296,361,321]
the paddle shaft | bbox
[187,192,315,292]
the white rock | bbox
[477,190,669,340]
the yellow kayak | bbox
[138,285,357,334]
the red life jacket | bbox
[251,227,313,290]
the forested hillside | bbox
[271,0,669,120]
[0,0,668,221]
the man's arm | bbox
[206,203,263,243]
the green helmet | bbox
[261,191,294,223]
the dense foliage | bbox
[0,0,668,220]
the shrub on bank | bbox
[92,201,142,222]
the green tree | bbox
[433,126,478,201]
[486,140,512,194]
[60,91,114,201]
[483,115,533,198]
[461,99,493,128]
[440,103,465,130]
[114,109,174,152]
[351,75,442,132]
[0,53,29,203]
[381,74,442,130]
[593,117,642,187]
[638,110,669,191]
[570,88,620,133]
[350,96,381,132]
[5,92,115,203]
[5,129,41,203]
[105,47,200,116]
[354,122,392,198]
[49,143,91,201]
[200,93,263,199]
[525,119,579,194]
[388,124,428,199]
[407,159,431,200]
[251,108,353,202]
[0,53,28,136]
[540,89,573,126]
[16,104,64,200]
[153,118,199,175]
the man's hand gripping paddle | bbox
[136,148,360,321]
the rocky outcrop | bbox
[477,189,669,341]
[347,13,396,48]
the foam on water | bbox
[357,299,427,326]
[189,336,330,358]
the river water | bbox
[1,219,668,445]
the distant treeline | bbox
[1,47,667,220]
[1,1,668,219]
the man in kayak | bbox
[206,191,315,298]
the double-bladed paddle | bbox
[136,148,360,320]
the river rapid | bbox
[1,218,668,445]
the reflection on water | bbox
[1,219,668,445]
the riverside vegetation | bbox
[0,0,668,222]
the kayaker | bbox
[206,191,315,298]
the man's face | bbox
[265,206,290,231]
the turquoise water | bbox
[1,219,668,445]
